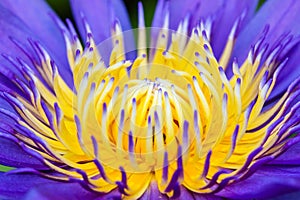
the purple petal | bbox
[180,186,223,200]
[70,0,131,42]
[0,5,36,75]
[0,88,47,169]
[70,0,135,62]
[211,0,259,58]
[151,0,223,51]
[0,95,48,169]
[23,182,99,200]
[231,0,300,100]
[0,172,56,199]
[216,166,300,199]
[0,137,46,169]
[0,97,14,113]
[233,0,300,61]
[269,44,300,101]
[268,142,300,165]
[0,0,66,62]
[152,0,258,58]
[0,2,72,86]
[0,171,118,200]
[269,191,300,200]
[139,181,168,200]
[139,181,222,200]
[151,0,165,29]
[152,0,223,29]
[24,180,123,200]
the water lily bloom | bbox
[1,0,300,199]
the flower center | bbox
[92,60,199,173]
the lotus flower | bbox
[0,0,300,199]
